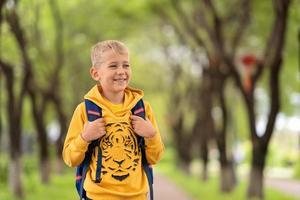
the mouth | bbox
[113,78,128,84]
[113,78,126,81]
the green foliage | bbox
[0,154,8,184]
[294,159,300,179]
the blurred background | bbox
[0,0,299,199]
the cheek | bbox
[100,73,113,81]
[102,77,113,85]
[127,70,132,78]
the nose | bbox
[116,66,125,75]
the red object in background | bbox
[244,76,252,93]
[241,54,256,67]
[241,54,256,93]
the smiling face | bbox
[90,49,131,96]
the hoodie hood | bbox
[84,85,144,120]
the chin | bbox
[114,86,127,93]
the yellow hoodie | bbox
[62,85,164,200]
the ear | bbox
[90,67,100,81]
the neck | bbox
[102,90,124,104]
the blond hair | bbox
[91,40,129,67]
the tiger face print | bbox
[100,122,140,181]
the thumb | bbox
[130,115,141,120]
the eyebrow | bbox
[108,61,129,65]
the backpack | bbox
[75,99,154,200]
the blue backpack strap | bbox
[86,99,102,121]
[76,99,102,200]
[85,99,103,184]
[132,99,146,119]
[131,99,154,200]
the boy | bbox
[62,40,164,200]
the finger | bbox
[97,129,106,135]
[92,118,104,124]
[101,130,106,135]
[130,115,142,120]
[97,121,106,127]
[99,122,106,127]
[99,127,106,132]
[97,118,105,123]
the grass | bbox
[0,169,77,200]
[0,153,78,200]
[0,150,298,200]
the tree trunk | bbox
[1,61,25,199]
[198,107,210,181]
[53,99,67,174]
[220,161,236,192]
[177,134,192,173]
[220,165,232,192]
[201,150,209,181]
[37,128,50,183]
[247,165,264,199]
[194,111,209,180]
[215,77,236,192]
[173,111,192,173]
[247,140,267,199]
[28,89,50,183]
[8,131,24,199]
[196,69,214,181]
[8,105,24,200]
[41,158,50,183]
[9,156,24,199]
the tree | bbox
[47,0,67,174]
[151,0,239,191]
[0,1,25,198]
[171,0,291,198]
[151,0,291,198]
[226,0,291,198]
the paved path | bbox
[154,173,195,200]
[266,178,300,199]
[153,172,300,200]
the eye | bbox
[123,64,130,68]
[108,64,117,68]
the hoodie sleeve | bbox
[144,101,165,165]
[62,102,89,167]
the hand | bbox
[81,118,106,142]
[130,115,156,138]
